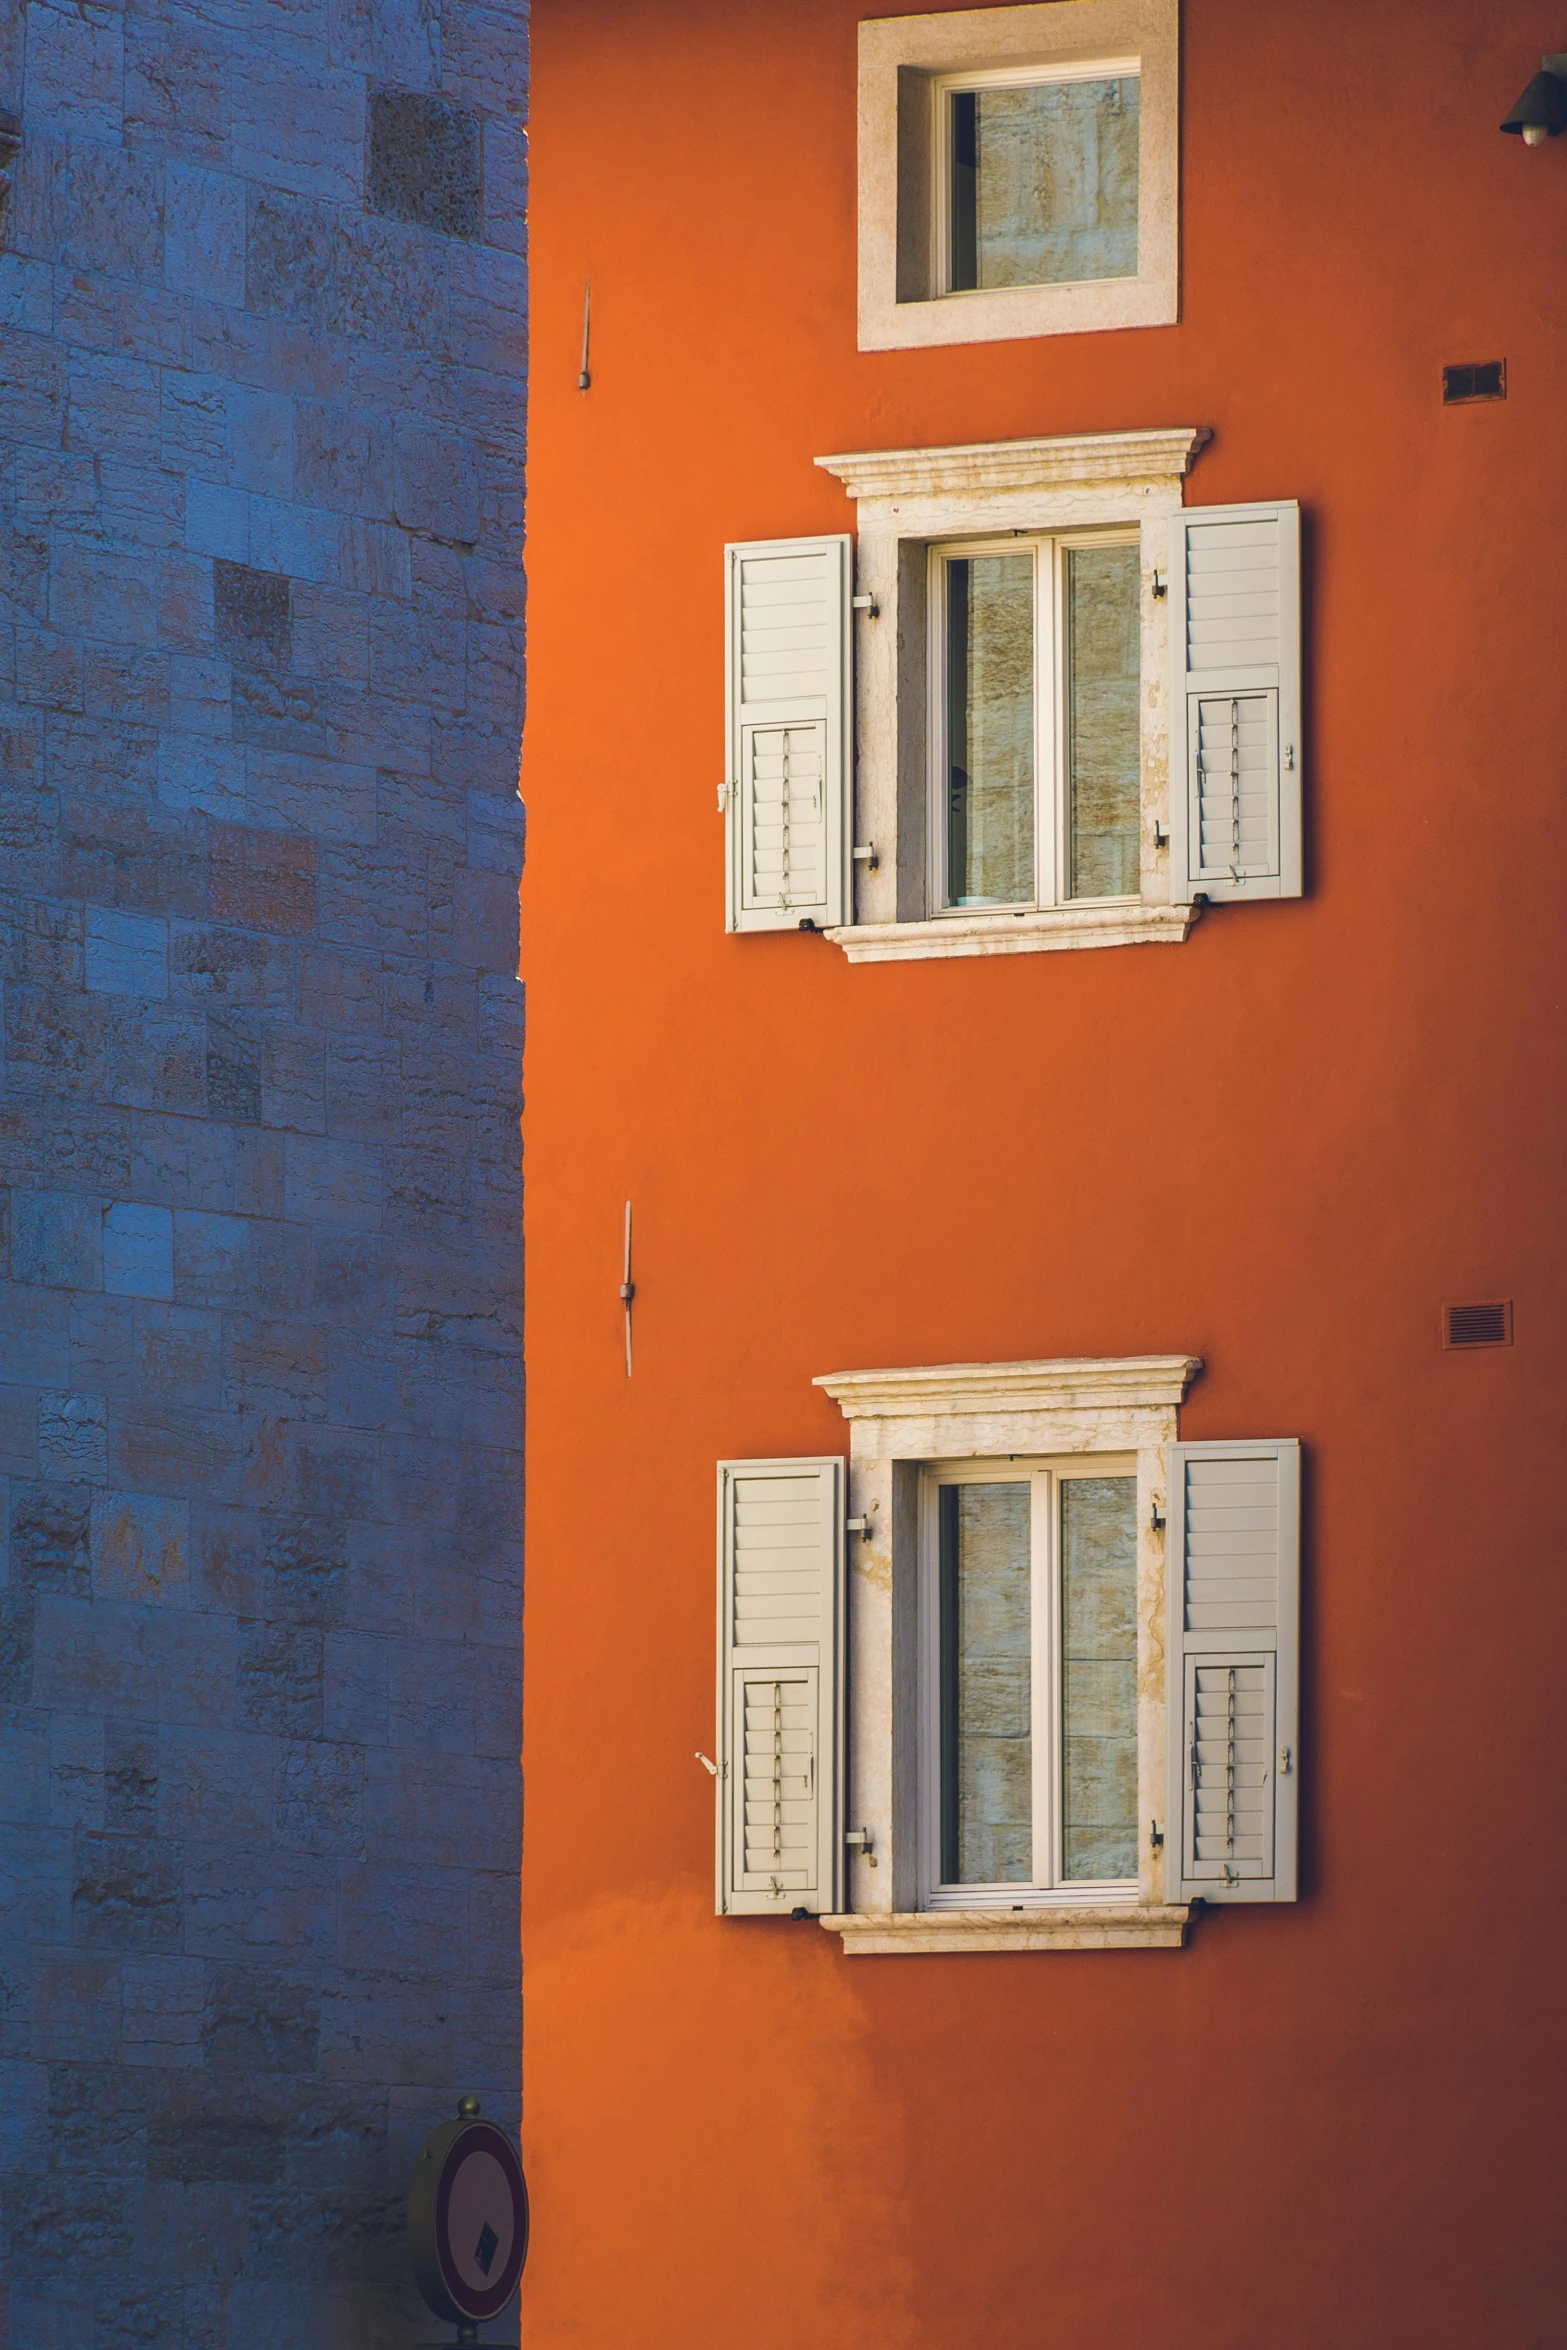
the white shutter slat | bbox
[717,1456,845,1915]
[1169,501,1301,904]
[1167,1439,1299,1904]
[725,536,851,932]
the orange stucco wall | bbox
[520,4,1566,2341]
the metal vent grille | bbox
[1442,1300,1513,1349]
[1442,360,1506,404]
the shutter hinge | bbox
[1152,823,1168,852]
[1278,1746,1293,1775]
[1151,570,1167,599]
[851,843,879,869]
[717,781,735,812]
[845,1827,876,1867]
[851,592,879,617]
[1284,744,1295,770]
[1149,1819,1164,1850]
[1150,1497,1165,1532]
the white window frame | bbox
[928,527,1143,917]
[917,1454,1140,1910]
[812,1353,1201,1955]
[929,55,1142,301]
[858,0,1179,353]
[815,427,1210,963]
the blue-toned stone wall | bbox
[0,3,527,2342]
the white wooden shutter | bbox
[717,1457,844,1915]
[1166,1439,1299,1904]
[1169,503,1301,904]
[723,537,851,933]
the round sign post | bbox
[408,2095,529,2344]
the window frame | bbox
[927,526,1144,918]
[930,55,1143,301]
[917,1453,1140,1911]
[812,1353,1202,1953]
[857,0,1180,354]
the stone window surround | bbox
[815,426,1210,964]
[813,1353,1202,1955]
[857,0,1181,353]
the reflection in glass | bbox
[939,1482,1032,1884]
[950,77,1140,292]
[1067,544,1141,899]
[1060,1476,1138,1880]
[945,554,1034,907]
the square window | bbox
[858,1,1179,352]
[931,531,1142,914]
[940,65,1141,295]
[924,1460,1139,1905]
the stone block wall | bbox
[0,3,527,2342]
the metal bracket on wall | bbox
[619,1200,635,1375]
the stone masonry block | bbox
[85,908,169,1001]
[26,1,125,144]
[186,480,251,565]
[103,1724,158,1837]
[183,1848,339,1962]
[37,1391,109,1485]
[90,1490,189,1606]
[164,164,247,309]
[12,1190,103,1291]
[208,822,318,935]
[237,1619,322,1739]
[32,1595,237,1726]
[122,1955,206,2068]
[0,327,68,451]
[158,734,247,824]
[62,144,164,285]
[72,1834,184,1954]
[274,1738,363,1856]
[230,58,365,208]
[103,1202,175,1301]
[213,559,292,672]
[159,1727,272,1848]
[203,1961,321,2075]
[368,88,481,239]
[123,14,226,163]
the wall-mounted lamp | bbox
[1501,52,1567,144]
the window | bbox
[922,1460,1140,1907]
[932,532,1142,913]
[723,440,1303,957]
[857,1,1179,353]
[742,1356,1301,1957]
[938,62,1141,296]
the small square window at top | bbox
[944,66,1140,295]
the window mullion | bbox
[1037,541,1060,910]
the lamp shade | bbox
[1501,67,1567,137]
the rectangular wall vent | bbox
[1442,1299,1513,1349]
[1442,360,1506,404]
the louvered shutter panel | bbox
[723,537,852,933]
[1166,1439,1299,1904]
[717,1457,845,1916]
[1169,502,1302,903]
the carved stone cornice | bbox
[816,427,1211,505]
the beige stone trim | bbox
[821,1904,1194,1954]
[858,0,1180,353]
[816,427,1209,504]
[826,900,1196,962]
[816,1354,1202,1930]
[815,426,1210,953]
[817,1354,1201,1419]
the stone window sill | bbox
[825,902,1197,964]
[820,1904,1193,1955]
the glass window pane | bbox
[951,77,1140,292]
[945,553,1034,908]
[939,1482,1032,1884]
[1067,544,1141,900]
[1060,1476,1138,1881]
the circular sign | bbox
[408,2097,529,2328]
